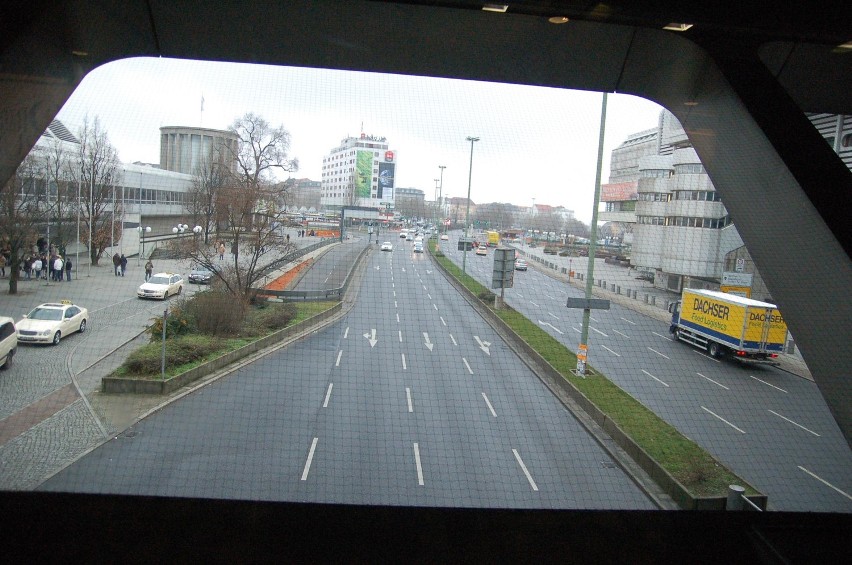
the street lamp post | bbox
[462,136,479,275]
[138,226,151,263]
[438,165,446,234]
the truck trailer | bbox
[668,289,787,363]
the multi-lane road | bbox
[440,232,852,512]
[41,238,656,509]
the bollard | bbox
[726,485,746,510]
[651,295,656,306]
[616,285,621,294]
[644,293,649,304]
[610,283,615,292]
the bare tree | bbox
[0,155,47,294]
[42,134,78,253]
[174,112,299,300]
[186,139,230,245]
[77,116,122,266]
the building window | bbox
[673,163,705,174]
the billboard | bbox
[378,162,395,199]
[356,150,372,198]
[600,181,638,202]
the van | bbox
[0,316,17,369]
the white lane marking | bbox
[612,329,630,339]
[322,383,334,408]
[701,406,746,434]
[512,449,539,491]
[798,466,852,501]
[462,358,473,374]
[641,369,670,387]
[481,392,497,417]
[589,316,599,322]
[406,387,414,413]
[449,334,457,346]
[516,293,524,298]
[647,347,670,359]
[324,275,330,283]
[547,312,560,320]
[558,289,567,294]
[652,332,670,339]
[399,330,403,342]
[301,437,319,480]
[413,443,425,486]
[538,320,564,334]
[343,327,349,339]
[621,317,636,325]
[696,372,729,390]
[769,410,820,436]
[750,375,788,393]
[433,304,438,311]
[545,294,555,300]
[423,285,428,291]
[692,349,721,363]
[335,350,343,366]
[396,313,400,323]
[440,317,447,326]
[427,293,432,300]
[600,345,621,357]
[589,326,608,337]
[401,354,407,370]
[394,300,398,308]
[530,301,540,307]
[393,290,396,297]
[392,282,394,288]
[572,326,581,334]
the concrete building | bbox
[320,133,398,210]
[158,126,239,175]
[599,126,659,235]
[282,178,321,211]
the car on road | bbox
[413,242,424,253]
[189,265,217,284]
[15,302,88,346]
[0,316,17,368]
[380,241,393,251]
[138,272,184,299]
[476,244,487,256]
[514,259,528,271]
[440,234,449,241]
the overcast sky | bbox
[56,57,663,224]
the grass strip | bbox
[430,241,754,497]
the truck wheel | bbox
[708,342,722,358]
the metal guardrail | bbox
[256,243,369,302]
[256,238,336,278]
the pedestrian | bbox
[65,257,72,281]
[41,254,48,279]
[23,257,31,280]
[218,242,225,260]
[112,253,121,276]
[286,233,290,244]
[144,259,153,281]
[33,257,42,280]
[120,254,127,277]
[53,255,63,282]
[0,253,5,278]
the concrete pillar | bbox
[726,485,745,510]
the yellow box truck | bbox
[668,289,787,362]
[486,230,500,247]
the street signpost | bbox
[491,248,515,309]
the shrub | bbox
[123,335,222,376]
[191,290,247,336]
[477,290,496,304]
[255,302,297,331]
[147,300,195,342]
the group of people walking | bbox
[16,252,73,282]
[112,253,128,277]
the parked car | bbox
[440,234,449,241]
[514,259,528,271]
[16,301,88,346]
[138,273,184,299]
[0,316,17,368]
[380,241,393,251]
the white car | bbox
[380,241,393,251]
[16,302,88,346]
[413,242,424,253]
[0,316,17,368]
[440,234,449,241]
[138,272,184,299]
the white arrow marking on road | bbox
[473,335,491,355]
[538,321,564,335]
[423,332,434,351]
[375,265,380,270]
[426,270,432,274]
[363,329,377,348]
[402,267,406,272]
